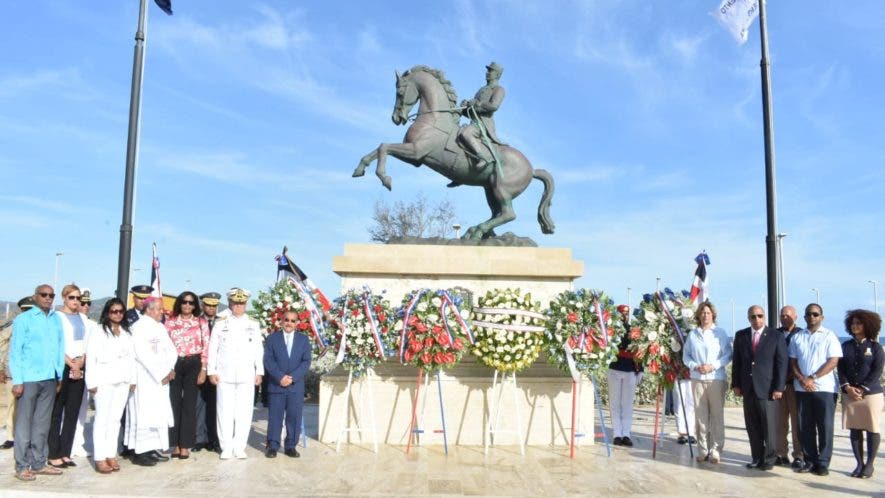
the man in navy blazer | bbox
[731,305,788,471]
[263,310,311,458]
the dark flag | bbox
[275,246,332,311]
[689,251,710,305]
[154,0,173,15]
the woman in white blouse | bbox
[85,298,136,474]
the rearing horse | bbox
[352,65,555,240]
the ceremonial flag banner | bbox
[150,242,161,297]
[689,252,710,305]
[714,0,759,44]
[154,0,173,15]
[275,246,331,311]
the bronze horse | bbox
[352,65,555,240]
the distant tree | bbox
[368,194,457,242]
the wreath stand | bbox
[406,369,449,455]
[485,370,525,456]
[335,368,378,454]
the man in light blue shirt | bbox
[788,303,842,476]
[9,284,65,481]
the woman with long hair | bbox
[165,291,210,459]
[838,309,883,479]
[85,298,136,474]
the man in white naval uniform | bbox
[125,297,176,466]
[207,288,264,459]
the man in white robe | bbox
[124,297,176,466]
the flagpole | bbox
[115,0,149,301]
[758,0,781,328]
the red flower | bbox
[629,327,641,340]
[434,352,446,364]
[296,322,309,331]
[444,352,455,364]
[409,341,423,353]
[377,313,386,322]
[648,359,660,374]
[405,349,414,362]
[665,371,677,384]
[435,332,451,347]
[453,338,464,351]
[648,342,660,356]
[351,308,360,317]
[431,325,443,334]
[408,315,419,326]
[298,311,310,321]
[374,305,382,313]
[661,353,670,364]
[567,335,579,349]
[415,322,428,333]
[421,352,432,364]
[424,337,435,348]
[566,312,578,323]
[603,310,611,323]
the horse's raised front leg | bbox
[353,148,378,178]
[374,142,420,191]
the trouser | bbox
[169,355,201,448]
[14,379,55,472]
[2,381,16,439]
[776,382,802,460]
[743,390,779,464]
[266,387,304,451]
[673,379,695,436]
[607,369,640,438]
[196,382,218,447]
[691,379,726,455]
[92,383,130,460]
[797,391,837,469]
[48,365,85,459]
[217,382,254,454]
[71,389,90,456]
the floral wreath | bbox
[393,288,474,373]
[323,288,396,375]
[627,289,695,389]
[250,279,328,354]
[544,289,624,379]
[470,288,546,373]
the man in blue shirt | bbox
[9,284,65,481]
[788,303,842,476]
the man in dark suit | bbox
[731,305,788,471]
[263,310,311,458]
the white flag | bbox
[715,0,760,44]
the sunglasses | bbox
[109,309,125,315]
[38,292,55,299]
[67,295,82,300]
[282,319,297,323]
[181,300,196,305]
[806,312,821,317]
[750,314,764,318]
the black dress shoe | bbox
[860,463,873,479]
[757,462,774,471]
[0,440,13,449]
[688,436,697,444]
[265,449,277,458]
[132,453,158,467]
[677,435,688,445]
[746,460,761,469]
[796,463,815,473]
[284,448,300,458]
[120,448,134,459]
[791,458,805,469]
[192,443,205,452]
[774,456,789,466]
[612,437,623,446]
[149,450,170,462]
[812,466,829,476]
[621,437,634,447]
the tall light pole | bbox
[870,280,879,313]
[452,223,461,239]
[656,277,661,292]
[53,252,63,294]
[777,233,787,305]
[811,287,820,304]
[626,287,632,310]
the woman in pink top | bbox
[164,291,210,459]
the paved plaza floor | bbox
[0,404,882,497]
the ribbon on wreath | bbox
[656,291,686,346]
[363,289,387,358]
[471,307,546,333]
[438,290,475,346]
[288,277,327,350]
[398,289,429,364]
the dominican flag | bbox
[154,0,173,15]
[689,251,710,305]
[275,246,331,311]
[150,242,162,297]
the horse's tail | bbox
[532,169,555,234]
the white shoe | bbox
[234,450,247,459]
[220,450,233,460]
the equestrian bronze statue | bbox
[352,63,555,241]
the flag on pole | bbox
[714,0,759,44]
[150,242,162,298]
[689,252,710,305]
[154,0,173,15]
[275,246,331,311]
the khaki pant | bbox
[1,382,15,439]
[776,383,802,459]
[691,379,727,455]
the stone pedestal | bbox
[322,243,590,447]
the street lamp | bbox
[811,287,821,304]
[777,233,787,306]
[626,287,632,310]
[452,223,461,239]
[870,280,879,313]
[656,277,661,292]
[53,252,63,296]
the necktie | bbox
[752,331,761,352]
[285,333,292,357]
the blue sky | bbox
[1,1,882,333]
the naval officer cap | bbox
[80,289,92,304]
[200,292,221,306]
[18,296,35,311]
[130,285,154,298]
[227,287,251,304]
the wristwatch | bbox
[808,373,816,380]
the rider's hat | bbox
[485,62,504,74]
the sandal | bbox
[62,459,76,467]
[179,449,190,459]
[107,458,121,471]
[95,460,113,474]
[34,466,63,476]
[15,469,36,481]
[48,459,67,469]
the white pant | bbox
[92,383,130,460]
[70,389,90,457]
[217,382,254,454]
[673,379,695,436]
[607,369,641,438]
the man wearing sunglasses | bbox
[263,310,311,458]
[8,285,65,481]
[788,303,842,476]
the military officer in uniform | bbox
[1,297,36,450]
[206,288,264,459]
[194,292,221,452]
[125,285,153,327]
[458,61,506,173]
